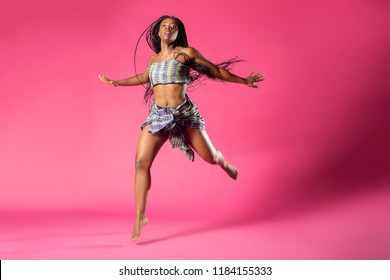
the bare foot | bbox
[221,161,239,180]
[131,215,149,241]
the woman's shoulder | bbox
[177,46,197,54]
[148,54,159,65]
[175,47,202,62]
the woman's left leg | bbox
[184,127,238,180]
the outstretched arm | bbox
[98,56,153,87]
[186,47,265,88]
[99,73,148,87]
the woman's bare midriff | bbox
[153,83,187,108]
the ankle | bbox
[136,213,145,220]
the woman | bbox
[99,15,264,241]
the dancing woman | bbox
[99,15,264,241]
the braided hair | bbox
[134,15,242,103]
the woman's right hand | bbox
[98,74,119,87]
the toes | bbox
[131,217,148,241]
[223,162,239,180]
[131,231,139,241]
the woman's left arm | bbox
[186,47,265,88]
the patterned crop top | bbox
[149,59,191,87]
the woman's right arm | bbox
[98,56,154,87]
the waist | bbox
[156,95,188,109]
[153,84,187,108]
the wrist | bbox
[110,80,120,87]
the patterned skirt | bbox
[141,95,205,161]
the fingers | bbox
[248,72,264,78]
[98,74,107,82]
[252,72,265,82]
[253,72,264,78]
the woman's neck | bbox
[160,43,176,59]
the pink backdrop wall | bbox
[1,0,389,224]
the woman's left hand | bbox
[245,72,265,88]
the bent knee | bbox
[135,157,153,171]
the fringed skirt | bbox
[141,95,205,161]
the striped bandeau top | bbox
[149,59,191,87]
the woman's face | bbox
[158,18,179,43]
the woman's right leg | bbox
[132,125,168,241]
[184,127,239,180]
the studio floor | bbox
[1,188,389,260]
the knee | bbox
[135,157,152,171]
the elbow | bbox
[139,74,148,84]
[213,67,223,79]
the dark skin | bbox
[99,17,265,241]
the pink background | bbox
[1,0,390,259]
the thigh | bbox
[135,125,168,166]
[184,127,217,163]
